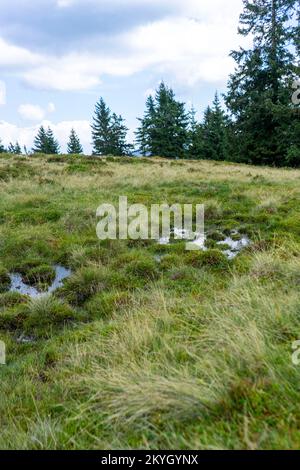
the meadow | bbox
[0,152,300,450]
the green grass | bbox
[0,153,300,449]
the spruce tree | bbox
[0,139,5,153]
[67,128,83,154]
[91,98,113,155]
[32,126,48,153]
[136,83,189,159]
[110,113,131,156]
[46,127,60,154]
[8,142,21,154]
[32,126,60,154]
[135,95,155,156]
[226,0,299,166]
[187,106,204,159]
[202,93,230,161]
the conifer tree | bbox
[32,126,48,153]
[32,126,60,154]
[202,93,230,161]
[46,127,60,154]
[187,106,204,159]
[0,139,5,153]
[136,83,189,159]
[110,113,131,156]
[135,95,155,156]
[226,0,299,166]
[8,142,21,154]
[91,98,130,156]
[91,98,112,155]
[67,128,83,154]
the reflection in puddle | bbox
[158,228,251,259]
[16,334,35,344]
[217,234,251,260]
[9,265,71,298]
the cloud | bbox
[0,0,245,91]
[18,102,56,121]
[0,37,41,67]
[21,13,248,91]
[0,119,91,153]
[0,81,6,105]
[47,102,56,113]
[18,104,45,121]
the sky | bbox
[0,0,247,153]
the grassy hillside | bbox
[0,153,300,450]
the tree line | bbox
[0,0,299,166]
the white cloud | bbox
[0,0,246,91]
[18,104,45,121]
[47,102,56,113]
[22,13,247,91]
[0,37,41,67]
[0,119,91,153]
[0,81,6,105]
[23,61,101,91]
[18,102,56,121]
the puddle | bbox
[217,233,251,260]
[16,334,35,344]
[9,265,71,298]
[158,228,250,259]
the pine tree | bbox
[110,113,131,156]
[202,93,230,161]
[8,142,21,154]
[91,98,112,155]
[136,83,189,159]
[135,95,155,156]
[226,0,299,166]
[67,128,83,154]
[46,127,60,154]
[0,139,5,153]
[91,98,130,156]
[187,106,204,159]
[32,126,60,154]
[15,142,21,154]
[32,126,48,153]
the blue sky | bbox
[0,0,246,153]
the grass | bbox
[0,152,300,449]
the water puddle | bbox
[16,334,35,344]
[217,232,251,260]
[158,228,250,259]
[9,265,71,298]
